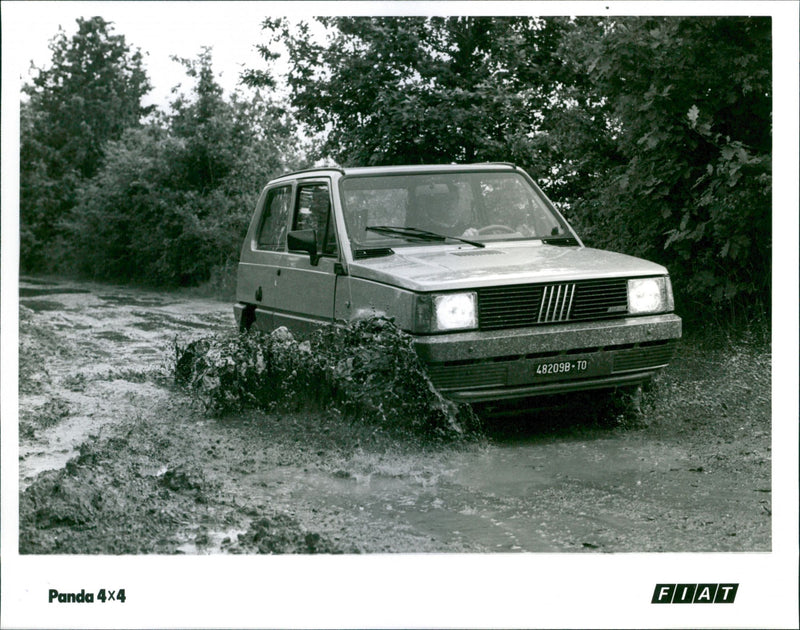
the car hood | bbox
[348,243,668,292]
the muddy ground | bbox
[17,277,771,554]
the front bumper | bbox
[413,314,681,402]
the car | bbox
[234,163,681,403]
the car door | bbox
[272,179,339,335]
[237,183,295,331]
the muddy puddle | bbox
[225,433,765,552]
[18,278,233,487]
[17,277,771,554]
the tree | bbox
[67,49,303,286]
[20,16,152,271]
[248,17,577,171]
[557,17,771,318]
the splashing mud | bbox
[174,319,480,439]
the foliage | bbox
[64,48,303,286]
[248,17,575,172]
[20,17,152,271]
[174,318,479,440]
[558,17,771,320]
[249,15,770,323]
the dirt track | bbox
[18,277,771,554]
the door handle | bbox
[255,286,263,301]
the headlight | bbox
[415,292,478,332]
[628,277,674,314]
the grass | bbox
[624,326,772,498]
[641,328,770,438]
[475,322,771,447]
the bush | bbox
[25,45,303,287]
[559,17,771,324]
[174,318,479,440]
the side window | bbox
[256,186,292,251]
[293,183,337,256]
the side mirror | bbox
[288,229,320,265]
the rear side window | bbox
[256,186,292,251]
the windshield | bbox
[340,171,569,249]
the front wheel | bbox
[236,304,256,332]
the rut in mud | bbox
[18,277,771,554]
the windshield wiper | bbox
[406,227,486,248]
[365,225,484,248]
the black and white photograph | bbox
[2,1,797,628]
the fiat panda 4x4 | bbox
[235,163,681,403]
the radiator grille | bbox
[478,278,629,330]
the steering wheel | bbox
[476,224,516,235]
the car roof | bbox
[270,162,519,183]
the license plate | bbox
[534,359,591,376]
[506,354,611,386]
